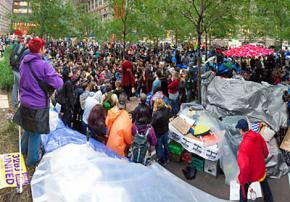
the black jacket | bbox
[151,108,170,137]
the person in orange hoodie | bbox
[106,93,133,157]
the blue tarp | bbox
[41,117,122,159]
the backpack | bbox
[10,44,26,69]
[129,127,150,165]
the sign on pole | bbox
[0,153,29,189]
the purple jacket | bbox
[132,123,157,146]
[20,53,63,109]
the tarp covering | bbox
[202,75,288,131]
[31,144,228,202]
[32,118,229,202]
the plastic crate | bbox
[168,141,183,155]
[189,155,204,172]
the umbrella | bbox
[223,44,274,58]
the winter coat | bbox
[106,107,133,157]
[20,53,63,109]
[237,130,269,185]
[151,108,170,137]
[168,79,180,94]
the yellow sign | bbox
[0,153,29,189]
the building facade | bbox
[76,0,112,21]
[12,0,33,33]
[0,0,13,34]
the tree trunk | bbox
[123,21,126,58]
[175,29,178,45]
[197,31,202,104]
[205,31,208,60]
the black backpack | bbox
[129,127,150,165]
[10,44,26,69]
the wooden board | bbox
[280,127,290,152]
[170,116,191,135]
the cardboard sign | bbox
[0,94,9,109]
[280,127,290,152]
[170,116,191,135]
[0,153,29,189]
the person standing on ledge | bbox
[14,38,63,166]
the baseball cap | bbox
[235,119,249,130]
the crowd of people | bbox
[6,36,290,165]
[2,34,289,201]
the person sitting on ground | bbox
[151,98,171,165]
[87,104,107,143]
[106,93,132,157]
[235,119,273,202]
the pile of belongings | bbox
[169,103,225,161]
[200,73,289,184]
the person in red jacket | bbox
[236,119,273,202]
[168,71,180,114]
[121,56,135,100]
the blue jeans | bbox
[21,130,41,166]
[156,132,169,163]
[12,70,20,107]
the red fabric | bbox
[237,130,268,185]
[121,60,135,87]
[168,79,180,94]
[223,44,274,58]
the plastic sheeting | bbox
[31,144,229,202]
[266,138,289,178]
[42,119,122,159]
[202,75,288,131]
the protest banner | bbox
[0,153,29,189]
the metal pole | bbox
[16,91,23,194]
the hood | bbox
[243,130,259,143]
[22,53,42,63]
[93,90,103,103]
[106,107,122,133]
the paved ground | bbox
[165,161,290,201]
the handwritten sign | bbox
[0,153,29,189]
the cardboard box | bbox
[280,127,290,152]
[204,159,218,176]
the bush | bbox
[0,46,14,90]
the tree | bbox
[29,0,76,38]
[74,5,101,39]
[107,0,140,56]
[255,0,290,46]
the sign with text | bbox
[0,153,29,189]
